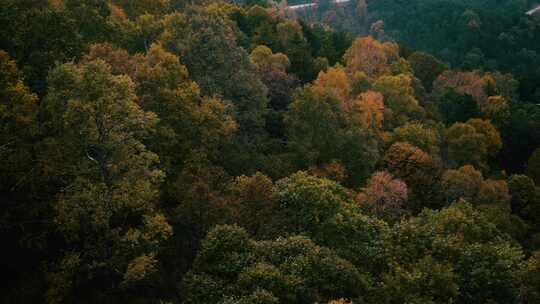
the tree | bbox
[249,45,290,72]
[390,57,413,76]
[433,71,489,106]
[182,225,371,303]
[527,149,540,185]
[381,142,442,212]
[344,36,399,79]
[372,74,424,129]
[438,88,479,125]
[508,174,540,231]
[441,165,484,203]
[392,122,441,155]
[378,256,459,304]
[312,65,352,108]
[475,179,524,239]
[249,45,297,137]
[114,0,170,19]
[0,50,38,188]
[482,95,510,128]
[42,60,172,303]
[441,165,523,238]
[106,12,165,53]
[0,49,42,304]
[0,1,85,95]
[285,86,379,184]
[228,173,280,239]
[85,43,237,183]
[285,86,343,168]
[350,91,385,133]
[134,44,237,173]
[408,51,447,91]
[518,251,540,304]
[361,171,408,223]
[386,201,524,304]
[274,172,348,235]
[83,43,137,76]
[350,71,371,96]
[223,289,279,304]
[275,20,318,82]
[160,9,268,131]
[446,119,501,170]
[467,118,502,156]
[273,172,388,270]
[62,0,115,42]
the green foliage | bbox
[378,256,459,304]
[42,60,172,302]
[183,225,371,304]
[517,251,540,304]
[274,171,348,234]
[160,9,268,131]
[446,118,501,170]
[392,122,440,155]
[385,201,524,304]
[0,50,38,187]
[285,86,379,184]
[528,148,540,185]
[0,1,85,95]
[372,74,424,128]
[438,88,480,124]
[1,0,540,303]
[408,52,447,92]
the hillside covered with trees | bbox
[1,0,540,303]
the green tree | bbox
[527,148,540,185]
[518,251,540,304]
[160,9,268,131]
[182,225,371,303]
[441,165,483,203]
[284,87,379,184]
[134,44,237,175]
[275,172,389,271]
[408,51,447,91]
[41,60,172,303]
[0,49,42,303]
[391,122,441,155]
[438,88,479,125]
[372,74,424,129]
[386,201,524,304]
[0,50,38,188]
[378,256,459,304]
[114,0,171,19]
[284,87,343,167]
[228,172,280,239]
[446,119,501,170]
[0,1,85,95]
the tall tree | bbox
[0,50,38,188]
[527,148,540,185]
[381,142,442,212]
[372,74,424,129]
[408,51,447,91]
[41,60,171,303]
[344,36,399,79]
[160,9,268,131]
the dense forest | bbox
[1,0,540,303]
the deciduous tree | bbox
[344,36,399,79]
[42,60,172,303]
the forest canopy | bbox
[1,0,539,303]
